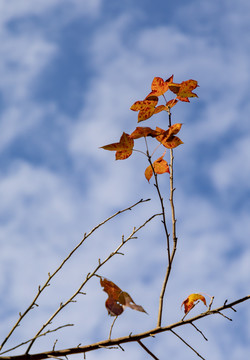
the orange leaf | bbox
[130,95,158,122]
[145,152,169,182]
[169,79,198,102]
[181,293,207,315]
[156,124,183,149]
[153,105,168,114]
[100,278,147,316]
[100,132,134,160]
[168,123,182,136]
[147,75,174,97]
[153,155,170,174]
[145,165,153,182]
[130,127,160,139]
[164,136,183,149]
[166,99,178,109]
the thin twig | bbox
[109,316,118,340]
[137,340,159,360]
[117,344,125,351]
[25,213,161,354]
[0,325,74,355]
[170,329,206,360]
[0,198,149,351]
[145,141,171,265]
[216,312,232,321]
[52,340,58,352]
[208,296,214,310]
[144,138,172,328]
[191,323,208,341]
[157,111,178,327]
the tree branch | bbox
[1,295,248,360]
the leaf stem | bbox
[109,316,118,340]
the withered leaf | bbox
[100,277,147,316]
[181,293,207,315]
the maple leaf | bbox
[156,124,183,149]
[100,132,134,160]
[148,75,173,97]
[168,79,198,102]
[130,127,160,139]
[145,152,170,182]
[130,95,158,122]
[181,293,207,315]
[100,277,147,316]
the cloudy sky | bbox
[0,0,250,359]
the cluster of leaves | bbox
[99,75,200,317]
[101,75,198,182]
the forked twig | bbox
[25,213,160,354]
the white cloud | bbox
[0,30,56,103]
[211,135,250,191]
[0,0,101,24]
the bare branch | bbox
[0,325,74,355]
[0,198,149,351]
[25,213,161,354]
[1,296,248,360]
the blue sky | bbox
[0,0,250,359]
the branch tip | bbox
[118,344,125,351]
